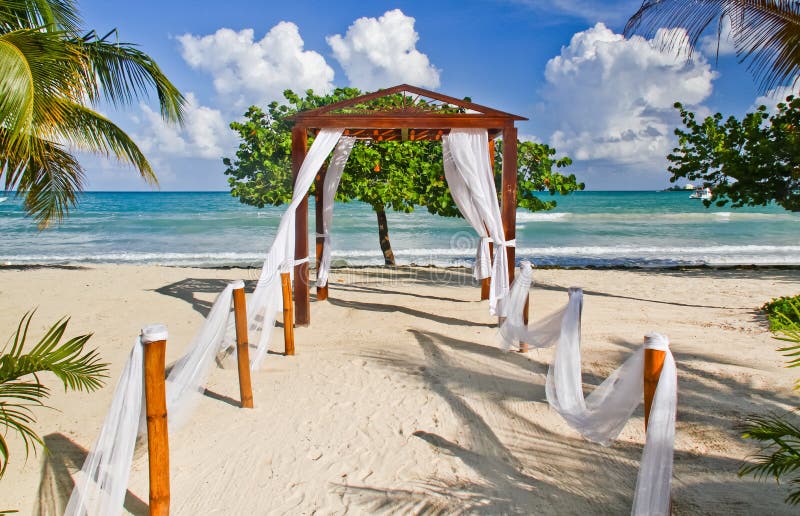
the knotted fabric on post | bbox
[544,290,676,516]
[442,129,511,315]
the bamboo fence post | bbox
[643,341,667,430]
[643,336,670,512]
[519,295,530,353]
[281,272,295,355]
[140,324,170,516]
[231,281,253,408]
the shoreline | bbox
[3,262,800,272]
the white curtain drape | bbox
[442,129,512,315]
[65,339,144,516]
[165,281,238,431]
[249,128,344,369]
[316,136,356,288]
[442,141,491,280]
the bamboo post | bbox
[140,324,170,516]
[643,341,667,430]
[519,295,530,353]
[480,229,494,301]
[231,281,253,409]
[281,272,295,355]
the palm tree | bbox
[0,0,185,227]
[0,310,108,478]
[625,0,800,93]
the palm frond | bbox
[625,0,800,93]
[773,302,800,389]
[739,411,800,504]
[4,134,84,228]
[0,381,45,477]
[731,1,800,92]
[0,28,79,152]
[49,99,155,182]
[625,0,724,52]
[0,0,81,33]
[71,35,185,124]
[0,311,107,477]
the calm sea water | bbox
[0,191,798,268]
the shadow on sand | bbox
[33,433,148,516]
[336,328,797,514]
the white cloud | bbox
[136,92,236,160]
[699,16,736,58]
[540,23,715,166]
[178,22,335,109]
[751,83,799,113]
[327,9,440,91]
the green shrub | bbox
[762,295,800,331]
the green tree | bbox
[625,0,800,93]
[0,311,108,479]
[0,0,185,228]
[668,96,800,211]
[225,88,582,265]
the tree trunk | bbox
[376,209,396,266]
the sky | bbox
[77,0,795,191]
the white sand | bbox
[0,265,798,514]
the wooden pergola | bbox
[288,84,527,326]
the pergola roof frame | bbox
[289,84,525,344]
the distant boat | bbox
[689,187,712,200]
[0,197,6,203]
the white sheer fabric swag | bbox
[632,333,677,516]
[542,290,676,516]
[165,282,237,431]
[249,128,344,369]
[316,136,356,288]
[498,261,564,351]
[65,339,144,516]
[442,129,512,315]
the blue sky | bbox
[77,0,788,191]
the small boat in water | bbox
[0,197,6,203]
[689,187,712,200]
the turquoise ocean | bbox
[0,191,798,268]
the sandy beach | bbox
[1,264,798,514]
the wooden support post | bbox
[141,324,170,516]
[481,139,496,301]
[643,345,667,430]
[281,272,295,356]
[501,125,518,284]
[292,126,310,326]
[231,282,253,409]
[315,164,328,301]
